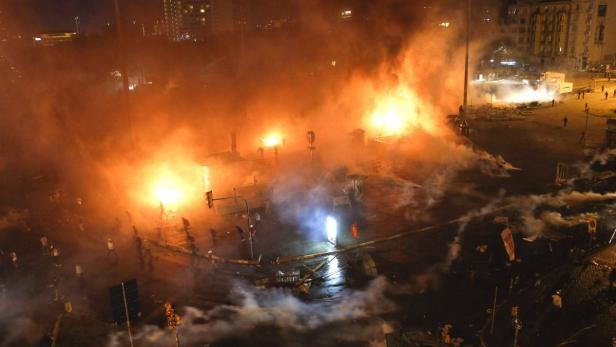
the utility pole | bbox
[121,282,135,347]
[583,107,589,146]
[113,0,136,146]
[463,0,471,116]
[490,286,498,335]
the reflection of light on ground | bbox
[325,255,344,285]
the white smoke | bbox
[108,276,396,346]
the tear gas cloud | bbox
[108,276,395,347]
[472,79,558,105]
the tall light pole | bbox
[74,16,80,35]
[113,0,136,146]
[463,0,471,116]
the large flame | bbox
[367,85,438,137]
[125,155,204,210]
[262,132,283,148]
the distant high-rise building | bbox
[500,0,616,68]
[163,0,211,41]
[162,0,254,40]
[211,0,234,34]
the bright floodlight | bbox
[326,215,338,245]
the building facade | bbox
[163,0,211,41]
[502,0,616,68]
[162,0,254,40]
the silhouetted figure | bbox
[210,228,217,249]
[182,217,190,235]
[40,236,49,255]
[236,225,245,242]
[107,238,118,265]
[551,99,555,107]
[563,116,568,128]
[75,264,86,291]
[190,244,200,276]
[143,248,154,271]
[51,247,61,267]
[135,236,143,258]
[606,91,609,100]
[579,131,586,144]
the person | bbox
[601,85,605,92]
[248,225,257,242]
[142,247,154,271]
[585,102,589,111]
[582,91,585,99]
[579,131,586,144]
[606,91,609,100]
[254,211,262,225]
[190,244,200,276]
[210,228,218,249]
[613,89,616,98]
[107,238,118,265]
[551,99,555,107]
[9,252,17,268]
[51,247,61,267]
[563,116,568,128]
[577,90,581,99]
[40,236,49,255]
[75,264,86,290]
[181,217,191,236]
[236,225,245,242]
[135,235,143,258]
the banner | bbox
[501,227,516,261]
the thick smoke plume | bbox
[108,276,395,346]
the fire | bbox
[154,183,182,206]
[262,133,283,148]
[128,158,204,209]
[367,87,428,137]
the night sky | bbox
[5,0,161,34]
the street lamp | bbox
[206,190,254,259]
[326,215,338,246]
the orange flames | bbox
[261,132,283,148]
[366,85,440,138]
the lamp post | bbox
[206,191,254,259]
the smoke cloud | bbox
[108,276,395,346]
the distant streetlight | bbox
[326,216,338,245]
